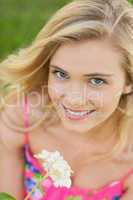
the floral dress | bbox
[23,94,132,200]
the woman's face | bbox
[47,38,130,135]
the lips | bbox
[62,104,95,120]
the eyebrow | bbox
[49,65,114,77]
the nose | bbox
[63,84,88,108]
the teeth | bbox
[66,109,88,116]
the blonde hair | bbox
[0,0,133,161]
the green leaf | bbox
[65,195,81,200]
[34,173,43,181]
[0,193,16,200]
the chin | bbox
[61,120,96,133]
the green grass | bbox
[0,0,71,60]
[0,0,133,60]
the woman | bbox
[0,0,133,199]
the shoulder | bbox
[121,175,133,199]
[122,144,133,187]
[121,160,133,199]
[125,166,133,188]
[0,90,43,128]
[0,92,26,128]
[0,92,26,150]
[0,91,42,150]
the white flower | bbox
[34,150,74,188]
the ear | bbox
[123,84,133,95]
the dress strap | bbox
[23,94,30,145]
[120,167,133,184]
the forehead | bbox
[50,39,123,74]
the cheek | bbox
[48,80,65,102]
[95,89,122,111]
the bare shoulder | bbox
[0,89,47,150]
[125,160,133,187]
[0,89,44,124]
[0,92,26,150]
[121,166,133,199]
[118,158,133,199]
[0,90,41,148]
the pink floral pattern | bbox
[23,143,126,200]
[22,94,132,200]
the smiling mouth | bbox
[62,104,96,120]
[62,104,90,112]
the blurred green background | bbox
[0,0,133,60]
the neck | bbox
[55,109,121,154]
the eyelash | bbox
[51,70,108,86]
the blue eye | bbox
[89,78,107,86]
[51,70,107,86]
[51,70,68,80]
